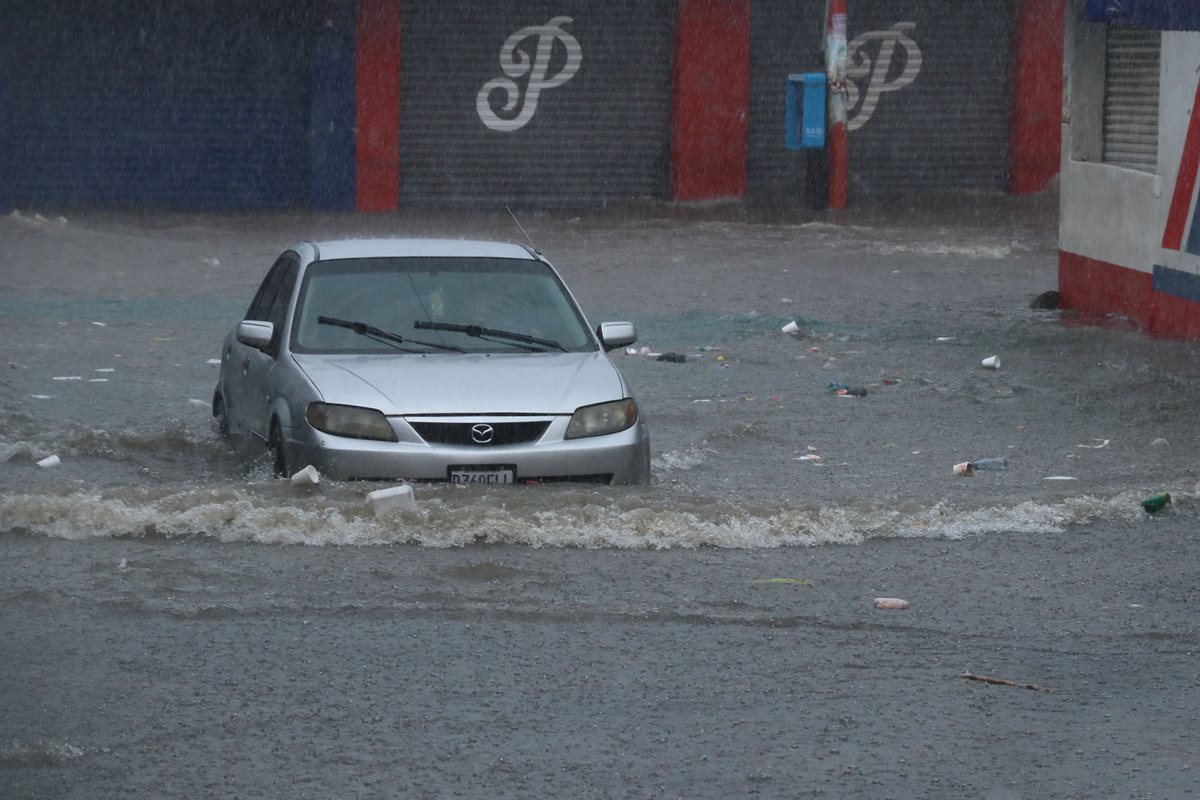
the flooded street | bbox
[3,199,1199,798]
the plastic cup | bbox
[981,355,1001,369]
[781,320,800,334]
[367,483,416,513]
[36,455,61,469]
[290,465,320,485]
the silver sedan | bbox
[214,238,650,484]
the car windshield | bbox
[290,256,595,354]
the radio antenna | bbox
[505,204,539,253]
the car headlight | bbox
[305,403,397,442]
[565,399,638,439]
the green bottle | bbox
[1141,491,1171,514]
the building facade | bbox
[0,0,1055,212]
[1060,0,1200,339]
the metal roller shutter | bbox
[842,0,1014,197]
[1103,28,1160,171]
[399,1,673,207]
[3,0,312,210]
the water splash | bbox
[2,483,1191,550]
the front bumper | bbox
[284,414,651,484]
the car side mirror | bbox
[596,321,637,352]
[236,320,274,350]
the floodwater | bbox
[3,199,1199,799]
[3,199,1197,547]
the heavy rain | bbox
[3,1,1200,798]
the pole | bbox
[826,0,848,209]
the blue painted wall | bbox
[5,0,315,210]
[309,0,356,211]
[0,26,10,213]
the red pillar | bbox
[669,0,751,201]
[1009,0,1063,194]
[356,0,401,211]
[827,0,848,210]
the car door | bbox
[225,254,297,439]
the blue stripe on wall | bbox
[1087,0,1200,30]
[1187,192,1200,256]
[1153,264,1200,303]
[309,0,356,211]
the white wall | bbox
[1156,32,1200,275]
[1060,18,1200,278]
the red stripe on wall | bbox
[356,0,401,212]
[1162,77,1200,250]
[669,0,750,201]
[1009,0,1063,194]
[1059,251,1152,323]
[1151,290,1200,340]
[1059,251,1200,341]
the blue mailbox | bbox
[786,72,826,150]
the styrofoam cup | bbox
[981,355,1001,369]
[36,454,61,469]
[290,464,320,485]
[367,483,416,513]
[781,320,800,334]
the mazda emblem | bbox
[471,423,495,444]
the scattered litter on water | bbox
[290,465,321,486]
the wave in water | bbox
[1,484,1191,549]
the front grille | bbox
[409,421,551,447]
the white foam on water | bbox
[652,446,711,472]
[0,739,84,766]
[2,483,1192,550]
[0,440,38,462]
[865,241,1026,259]
[6,210,69,228]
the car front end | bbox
[282,349,650,484]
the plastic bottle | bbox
[972,457,1008,471]
[1141,491,1171,514]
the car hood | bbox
[291,351,628,415]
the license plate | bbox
[449,468,515,485]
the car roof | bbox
[307,238,539,262]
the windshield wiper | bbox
[413,320,567,352]
[318,316,464,353]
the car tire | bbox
[213,394,230,437]
[269,421,288,478]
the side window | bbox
[245,255,289,321]
[265,259,299,354]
